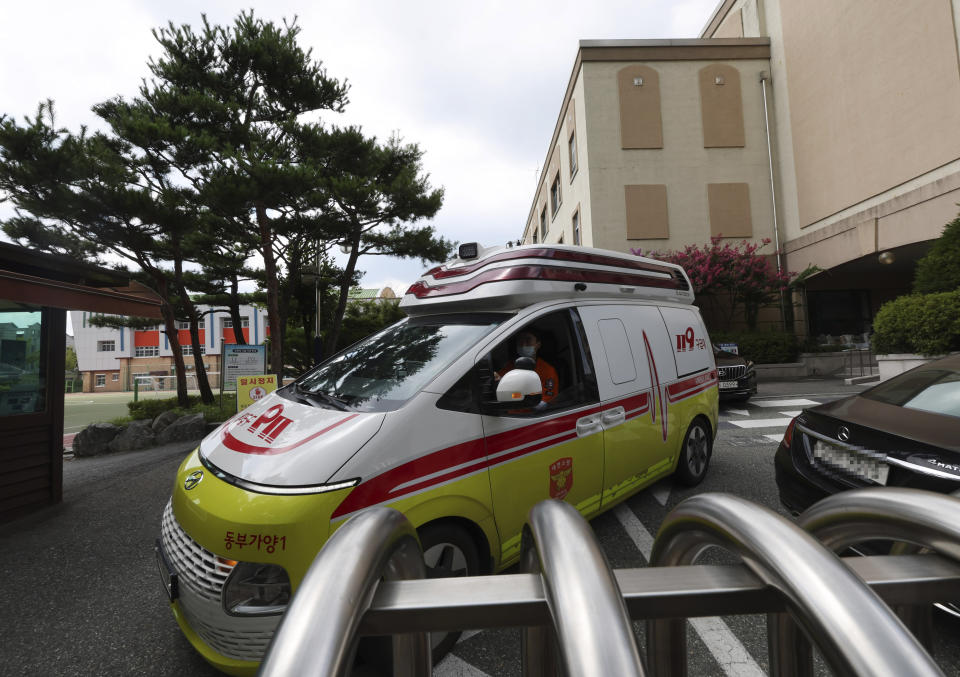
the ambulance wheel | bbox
[420,523,481,661]
[356,523,480,674]
[676,417,712,486]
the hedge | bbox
[709,331,799,364]
[871,290,960,356]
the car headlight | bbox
[222,561,291,616]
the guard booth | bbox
[0,242,162,524]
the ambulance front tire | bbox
[356,522,480,674]
[676,417,712,487]
[420,522,481,660]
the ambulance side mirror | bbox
[491,369,543,409]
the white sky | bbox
[1,0,717,301]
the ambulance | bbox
[156,243,719,675]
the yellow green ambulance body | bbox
[157,243,719,675]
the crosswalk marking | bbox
[779,411,802,417]
[728,417,794,429]
[764,434,785,443]
[613,505,765,677]
[752,398,817,408]
[434,653,493,676]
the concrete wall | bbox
[581,56,774,255]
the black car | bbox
[775,354,960,516]
[775,354,960,617]
[714,346,756,401]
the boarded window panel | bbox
[708,183,753,238]
[625,185,669,240]
[618,66,663,149]
[699,65,745,148]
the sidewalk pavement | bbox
[753,374,873,398]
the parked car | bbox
[714,345,756,402]
[775,354,960,616]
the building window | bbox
[572,209,581,246]
[532,229,538,244]
[568,131,578,179]
[97,340,115,352]
[550,173,562,217]
[181,345,206,357]
[539,207,547,242]
[699,65,745,148]
[175,319,205,330]
[617,65,663,149]
[134,346,159,357]
[625,185,670,240]
[222,317,249,328]
[112,373,119,381]
[95,374,106,387]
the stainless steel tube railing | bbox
[520,499,645,677]
[766,488,960,676]
[645,493,943,677]
[258,506,430,677]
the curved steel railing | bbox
[645,492,943,677]
[256,492,960,676]
[258,506,430,677]
[764,488,960,676]
[520,499,645,677]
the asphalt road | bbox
[3,379,959,676]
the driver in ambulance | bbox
[495,330,559,404]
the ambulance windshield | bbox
[295,313,507,412]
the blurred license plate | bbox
[813,441,889,484]
[719,381,738,390]
[155,539,179,601]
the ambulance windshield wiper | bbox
[295,384,350,411]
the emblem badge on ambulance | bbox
[184,470,204,490]
[549,457,574,500]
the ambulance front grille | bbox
[160,500,233,603]
[179,609,275,661]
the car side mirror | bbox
[496,369,542,403]
[482,369,543,413]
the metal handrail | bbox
[258,506,430,677]
[520,499,645,677]
[256,493,960,676]
[766,488,960,676]
[645,493,943,677]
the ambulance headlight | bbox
[222,561,291,616]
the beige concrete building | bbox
[527,0,960,339]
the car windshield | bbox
[862,368,960,419]
[296,313,507,412]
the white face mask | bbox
[518,345,536,358]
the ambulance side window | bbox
[483,309,599,417]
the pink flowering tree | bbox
[632,236,795,330]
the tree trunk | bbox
[159,297,190,407]
[228,275,247,345]
[173,258,215,404]
[256,202,284,378]
[324,227,362,355]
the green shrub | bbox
[709,331,799,364]
[126,393,237,423]
[127,395,200,420]
[913,213,960,294]
[871,290,960,356]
